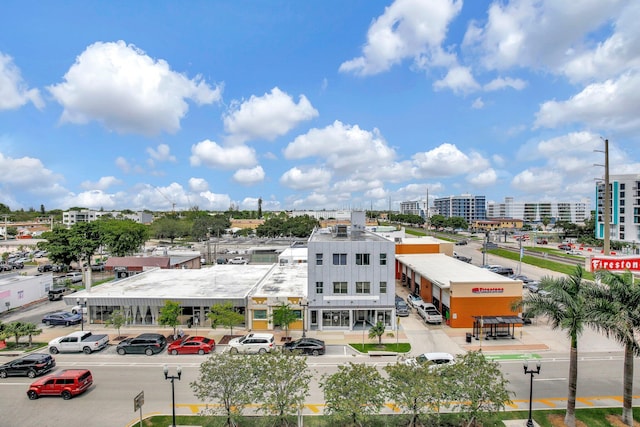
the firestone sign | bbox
[472,287,504,294]
[590,257,640,272]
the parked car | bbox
[558,244,572,251]
[42,312,83,326]
[27,369,93,400]
[48,286,75,301]
[406,294,425,309]
[216,257,228,264]
[38,264,53,272]
[116,333,167,356]
[9,261,24,269]
[0,262,12,271]
[416,303,443,324]
[509,274,533,284]
[228,333,275,354]
[167,336,215,355]
[566,250,583,256]
[492,267,514,277]
[404,352,454,368]
[526,282,540,293]
[48,331,110,354]
[90,262,105,272]
[0,353,56,379]
[228,256,248,264]
[454,239,468,245]
[283,337,326,356]
[395,300,410,317]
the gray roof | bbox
[70,264,274,304]
[250,263,307,298]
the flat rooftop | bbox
[250,263,307,298]
[71,264,274,301]
[396,253,518,289]
[309,227,391,243]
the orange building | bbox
[396,253,522,328]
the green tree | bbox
[191,352,256,426]
[98,219,148,256]
[253,351,312,425]
[5,321,29,345]
[271,303,298,339]
[368,321,386,346]
[208,302,245,336]
[158,300,182,338]
[444,350,512,426]
[38,227,77,267]
[321,362,386,427]
[105,309,128,338]
[429,214,447,229]
[20,323,42,347]
[586,270,640,426]
[513,265,591,427]
[151,215,190,243]
[384,361,444,426]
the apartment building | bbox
[307,211,396,331]
[399,200,430,219]
[62,209,153,226]
[595,174,640,244]
[432,194,486,223]
[487,197,589,224]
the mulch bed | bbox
[218,335,242,345]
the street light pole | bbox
[300,299,309,338]
[524,361,541,427]
[76,297,87,331]
[163,365,182,427]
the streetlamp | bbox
[163,365,182,427]
[76,297,87,331]
[523,360,541,427]
[300,298,309,338]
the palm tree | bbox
[585,270,640,426]
[368,321,386,346]
[513,265,591,427]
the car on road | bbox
[48,286,75,301]
[565,250,583,256]
[406,294,425,309]
[509,274,534,284]
[404,352,455,368]
[167,336,215,355]
[558,244,572,251]
[283,337,326,356]
[116,333,167,356]
[0,353,56,379]
[228,256,248,264]
[42,311,83,326]
[27,369,93,400]
[228,333,275,354]
[454,239,468,245]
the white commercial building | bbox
[306,211,396,331]
[62,209,153,226]
[0,273,51,313]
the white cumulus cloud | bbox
[48,40,222,136]
[233,166,265,185]
[80,176,123,191]
[223,87,318,144]
[188,178,209,192]
[279,167,332,190]
[0,52,43,110]
[190,140,257,169]
[147,144,177,163]
[339,0,462,75]
[412,143,489,177]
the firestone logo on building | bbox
[472,287,504,294]
[591,257,640,272]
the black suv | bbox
[0,353,56,378]
[116,333,167,356]
[38,264,53,272]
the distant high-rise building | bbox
[432,194,486,223]
[399,200,430,219]
[487,197,589,224]
[595,174,640,245]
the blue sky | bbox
[1,0,639,213]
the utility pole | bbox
[603,139,611,256]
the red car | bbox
[167,336,215,355]
[27,369,93,400]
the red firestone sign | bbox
[590,257,640,272]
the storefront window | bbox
[322,310,350,327]
[253,309,267,320]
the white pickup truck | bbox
[416,303,443,324]
[48,331,110,354]
[228,256,248,264]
